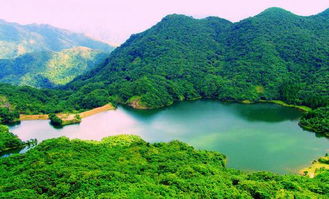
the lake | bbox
[9,100,329,174]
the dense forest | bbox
[0,7,328,198]
[0,84,74,114]
[0,8,328,136]
[299,106,329,137]
[0,19,113,88]
[0,134,328,198]
[0,19,113,59]
[68,8,329,110]
[0,125,24,153]
[0,47,108,88]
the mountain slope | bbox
[68,9,329,109]
[0,8,328,128]
[0,19,114,88]
[0,19,114,59]
[0,47,108,88]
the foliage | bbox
[0,107,19,124]
[0,47,108,88]
[0,125,23,153]
[0,19,113,88]
[49,113,63,127]
[0,19,114,59]
[0,8,328,136]
[299,106,329,136]
[67,9,329,110]
[0,135,327,198]
[319,154,329,164]
[0,84,75,114]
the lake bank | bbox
[257,100,312,112]
[19,99,311,122]
[300,154,329,178]
[79,104,115,118]
[20,103,115,121]
[10,101,329,174]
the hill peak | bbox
[318,8,329,17]
[163,14,193,19]
[160,14,195,23]
[257,7,296,17]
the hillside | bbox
[0,19,114,59]
[0,8,328,136]
[68,8,328,110]
[0,135,328,198]
[0,125,24,154]
[0,47,108,88]
[0,19,114,88]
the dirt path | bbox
[79,104,115,118]
[20,103,115,121]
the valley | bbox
[0,6,328,198]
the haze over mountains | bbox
[0,19,114,87]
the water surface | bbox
[10,101,329,174]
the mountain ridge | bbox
[0,19,114,88]
[0,47,108,88]
[66,7,328,110]
[0,8,328,130]
[0,19,114,59]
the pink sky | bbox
[0,0,328,45]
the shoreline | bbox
[15,100,327,177]
[20,100,312,121]
[299,155,329,178]
[20,103,116,121]
[257,100,312,112]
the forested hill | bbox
[0,135,328,198]
[0,47,108,88]
[0,8,328,131]
[0,19,114,88]
[68,7,329,109]
[0,19,114,59]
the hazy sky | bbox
[0,0,328,45]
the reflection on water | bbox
[225,103,303,122]
[10,100,329,174]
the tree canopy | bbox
[0,135,328,198]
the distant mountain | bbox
[0,47,108,88]
[0,19,114,59]
[68,8,329,109]
[0,19,114,88]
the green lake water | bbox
[10,100,329,174]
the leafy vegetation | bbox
[67,8,329,111]
[0,47,108,88]
[0,84,74,114]
[0,135,328,198]
[0,8,327,198]
[49,113,81,127]
[319,154,329,164]
[301,153,329,178]
[0,125,24,153]
[299,106,329,137]
[0,19,114,88]
[0,108,19,124]
[0,8,328,137]
[48,113,63,126]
